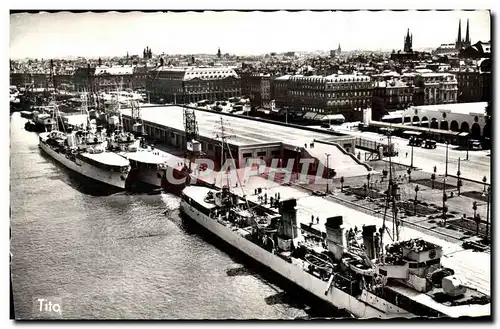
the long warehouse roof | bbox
[121,105,347,147]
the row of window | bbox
[288,90,371,98]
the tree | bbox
[482,176,487,192]
[431,173,436,189]
[340,176,345,192]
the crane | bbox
[183,106,202,182]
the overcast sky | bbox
[10,10,491,59]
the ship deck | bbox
[182,184,490,317]
[81,151,130,167]
[124,148,169,164]
[387,283,490,318]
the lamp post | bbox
[442,175,448,224]
[445,142,449,177]
[414,185,419,215]
[410,144,414,168]
[466,137,469,160]
[486,186,490,239]
[325,153,331,194]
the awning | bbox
[320,114,346,122]
[303,112,318,120]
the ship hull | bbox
[39,140,128,189]
[179,199,413,319]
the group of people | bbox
[254,189,282,208]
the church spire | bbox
[456,19,462,49]
[465,18,471,46]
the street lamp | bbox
[486,186,491,239]
[410,144,414,168]
[325,153,331,194]
[445,142,449,177]
[414,185,420,215]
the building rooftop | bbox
[95,66,134,75]
[410,102,488,116]
[121,105,341,147]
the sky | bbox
[9,10,491,59]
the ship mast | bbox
[217,117,251,210]
[380,126,400,258]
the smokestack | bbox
[362,225,377,260]
[325,216,344,260]
[278,198,298,239]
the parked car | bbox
[423,139,437,149]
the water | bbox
[10,113,338,320]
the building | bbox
[94,66,135,92]
[456,58,491,103]
[401,72,458,105]
[132,65,150,90]
[146,66,241,104]
[402,102,489,139]
[390,29,431,61]
[143,47,153,60]
[434,43,458,56]
[72,65,96,93]
[403,29,413,53]
[372,79,415,120]
[241,73,272,108]
[272,74,373,122]
[460,41,491,58]
[455,19,472,50]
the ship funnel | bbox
[325,216,344,260]
[278,198,298,239]
[362,225,377,260]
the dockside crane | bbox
[183,106,202,182]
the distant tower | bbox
[456,19,463,49]
[217,47,221,59]
[404,29,413,53]
[465,19,471,47]
[144,46,152,60]
[337,43,341,55]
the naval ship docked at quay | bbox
[177,120,490,319]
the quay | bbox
[138,141,490,298]
[120,105,372,178]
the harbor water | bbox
[9,113,341,319]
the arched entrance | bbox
[430,118,439,129]
[440,121,449,130]
[450,120,459,132]
[421,116,429,128]
[412,116,420,126]
[460,122,470,133]
[471,123,481,138]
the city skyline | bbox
[10,10,491,59]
